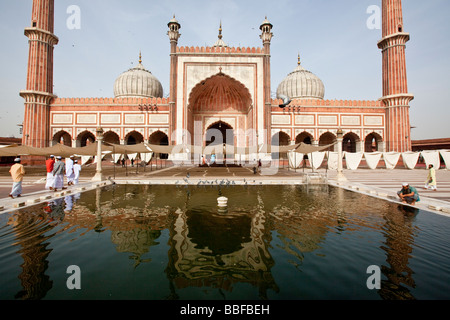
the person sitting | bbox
[397,182,420,205]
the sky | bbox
[0,0,449,140]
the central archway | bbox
[205,121,234,146]
[188,72,253,148]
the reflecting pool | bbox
[0,184,449,300]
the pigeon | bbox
[278,94,292,108]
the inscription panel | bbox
[125,114,145,124]
[52,114,73,124]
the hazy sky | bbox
[0,0,449,140]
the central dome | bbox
[277,55,325,100]
[114,54,163,99]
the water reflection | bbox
[379,205,419,300]
[6,204,59,299]
[0,184,443,300]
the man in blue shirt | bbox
[397,182,420,205]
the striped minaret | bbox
[260,17,273,145]
[378,0,414,152]
[167,15,181,144]
[20,0,58,148]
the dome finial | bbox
[213,20,227,47]
[218,20,223,40]
[139,51,142,64]
[298,53,301,66]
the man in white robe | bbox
[73,160,82,185]
[45,155,55,190]
[66,156,75,186]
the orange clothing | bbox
[9,163,25,182]
[46,159,55,173]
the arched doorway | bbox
[103,131,120,145]
[205,121,234,146]
[77,131,95,147]
[271,131,291,161]
[365,132,382,152]
[125,131,144,145]
[53,130,72,146]
[188,73,252,148]
[149,130,169,160]
[295,132,313,145]
[319,132,336,151]
[343,132,360,153]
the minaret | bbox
[260,17,273,144]
[20,0,58,148]
[167,15,181,144]
[378,0,414,152]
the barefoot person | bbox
[9,158,25,199]
[45,155,55,190]
[66,156,75,186]
[52,156,67,192]
[397,182,420,205]
[73,159,81,185]
[424,164,437,191]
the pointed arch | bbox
[343,132,360,153]
[52,130,72,146]
[103,131,120,145]
[295,131,313,144]
[188,73,253,114]
[149,130,169,159]
[365,132,383,153]
[319,132,336,152]
[125,131,144,145]
[77,130,96,147]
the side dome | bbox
[276,55,325,100]
[114,54,163,99]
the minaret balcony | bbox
[24,27,59,45]
[377,32,410,51]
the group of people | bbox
[8,154,82,199]
[201,154,217,166]
[7,156,439,205]
[45,155,82,192]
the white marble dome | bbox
[114,56,163,99]
[277,57,325,100]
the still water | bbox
[0,184,449,300]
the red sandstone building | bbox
[20,0,414,161]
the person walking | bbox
[9,158,25,199]
[66,156,75,186]
[45,155,56,190]
[73,159,82,185]
[52,156,66,192]
[424,164,437,191]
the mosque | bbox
[20,0,414,163]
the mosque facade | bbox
[20,0,414,161]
